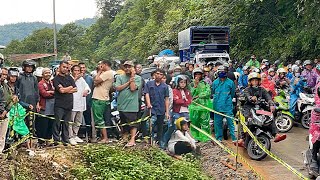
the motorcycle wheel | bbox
[301,110,311,129]
[247,134,271,161]
[223,118,228,140]
[275,114,294,133]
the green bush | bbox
[72,145,210,180]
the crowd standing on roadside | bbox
[0,55,320,159]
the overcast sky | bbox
[0,0,98,25]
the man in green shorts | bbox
[92,60,114,143]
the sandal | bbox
[125,142,136,147]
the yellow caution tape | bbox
[190,124,263,179]
[192,101,308,180]
[3,134,32,153]
[30,112,150,129]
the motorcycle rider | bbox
[268,68,276,82]
[275,68,290,89]
[188,68,211,142]
[246,55,260,68]
[238,72,286,146]
[238,66,249,90]
[301,60,318,91]
[308,66,320,175]
[212,65,236,143]
[289,66,308,116]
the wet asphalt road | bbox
[225,125,309,180]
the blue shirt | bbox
[212,78,235,113]
[144,80,169,115]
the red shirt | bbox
[38,79,54,111]
[172,88,192,113]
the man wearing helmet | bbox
[275,68,290,89]
[268,68,276,82]
[301,60,318,90]
[7,69,19,94]
[212,65,236,143]
[188,68,211,142]
[238,66,249,90]
[238,72,286,146]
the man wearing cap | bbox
[92,60,114,143]
[115,61,142,146]
[245,55,260,68]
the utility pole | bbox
[53,0,57,60]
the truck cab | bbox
[178,26,230,66]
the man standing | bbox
[79,62,95,142]
[0,68,12,153]
[115,61,142,146]
[144,69,170,146]
[212,66,236,143]
[246,55,260,68]
[17,60,40,149]
[52,61,77,145]
[92,60,114,143]
[69,65,90,145]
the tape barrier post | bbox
[192,102,308,180]
[190,124,263,179]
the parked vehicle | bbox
[274,90,294,133]
[295,93,315,129]
[178,26,230,65]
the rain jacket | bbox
[212,78,235,113]
[8,103,29,136]
[289,76,307,116]
[238,74,248,89]
[261,78,276,98]
[16,73,39,108]
[309,82,320,144]
[301,69,318,89]
[188,80,211,142]
[245,59,260,68]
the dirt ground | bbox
[0,141,258,180]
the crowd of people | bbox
[0,55,319,160]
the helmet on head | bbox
[192,68,203,78]
[207,61,215,66]
[22,60,36,72]
[242,65,249,71]
[203,66,210,72]
[260,65,267,70]
[295,60,301,65]
[34,68,43,78]
[291,65,299,72]
[303,60,312,66]
[175,117,188,130]
[251,67,260,73]
[316,64,320,71]
[175,75,188,87]
[217,65,226,73]
[248,72,261,82]
[274,59,280,66]
[277,68,287,74]
[262,59,269,64]
[8,69,19,77]
[268,68,275,74]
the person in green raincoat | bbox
[188,68,212,142]
[245,55,260,68]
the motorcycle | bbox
[295,93,315,129]
[303,108,320,178]
[237,97,273,161]
[274,90,294,133]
